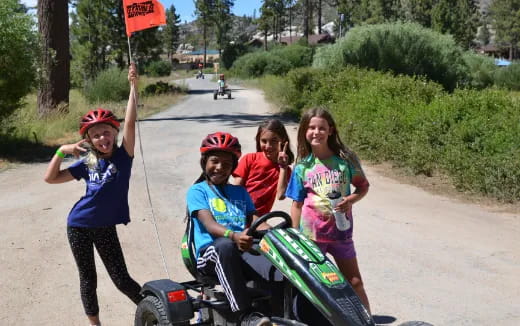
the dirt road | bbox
[1,77,518,325]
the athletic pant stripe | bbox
[197,246,240,312]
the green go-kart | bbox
[134,211,375,326]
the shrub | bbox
[145,60,172,77]
[264,56,292,76]
[231,44,313,78]
[494,63,520,91]
[232,51,270,78]
[0,0,37,119]
[221,42,249,70]
[261,65,520,202]
[461,52,497,89]
[143,81,183,96]
[271,44,314,69]
[83,67,129,103]
[313,22,467,91]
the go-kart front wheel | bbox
[213,91,218,100]
[135,296,172,326]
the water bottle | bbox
[326,191,350,231]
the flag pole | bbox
[126,35,171,279]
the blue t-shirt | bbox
[186,181,256,258]
[67,146,133,227]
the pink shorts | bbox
[315,240,356,260]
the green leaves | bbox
[0,0,37,120]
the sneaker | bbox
[240,311,272,326]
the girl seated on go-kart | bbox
[186,132,282,326]
[217,74,226,89]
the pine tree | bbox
[211,0,235,57]
[489,0,520,59]
[194,0,214,65]
[163,4,181,60]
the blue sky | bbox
[20,0,262,23]
[165,0,263,23]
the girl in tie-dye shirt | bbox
[285,107,371,313]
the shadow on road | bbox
[187,89,215,95]
[0,135,56,163]
[140,112,298,129]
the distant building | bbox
[172,49,220,64]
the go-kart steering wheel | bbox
[246,211,292,239]
[246,211,292,255]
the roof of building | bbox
[187,50,219,55]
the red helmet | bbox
[200,132,241,159]
[79,108,120,136]
[219,74,225,79]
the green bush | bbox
[232,51,270,78]
[262,65,520,202]
[143,81,183,96]
[494,63,520,91]
[271,44,314,69]
[313,22,467,91]
[145,60,172,77]
[83,67,129,103]
[0,0,37,119]
[231,44,314,78]
[221,42,249,70]
[461,52,497,89]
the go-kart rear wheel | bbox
[227,91,231,99]
[135,296,172,326]
[213,91,218,100]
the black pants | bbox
[196,237,283,313]
[67,226,142,316]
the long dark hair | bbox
[296,107,360,168]
[255,119,295,165]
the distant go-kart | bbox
[196,71,204,79]
[214,82,231,100]
[133,211,375,326]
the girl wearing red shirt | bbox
[233,119,295,217]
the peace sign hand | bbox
[278,141,289,168]
[60,139,89,158]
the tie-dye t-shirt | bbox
[285,154,369,242]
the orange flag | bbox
[123,0,166,37]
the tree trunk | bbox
[37,0,70,116]
[304,0,310,43]
[318,0,322,34]
[289,4,292,43]
[203,22,207,66]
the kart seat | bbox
[181,212,220,286]
[181,211,272,303]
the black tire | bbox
[227,92,231,99]
[213,91,218,100]
[135,296,172,326]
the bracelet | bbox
[55,149,66,159]
[224,229,233,238]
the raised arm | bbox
[44,140,87,184]
[122,63,138,157]
[276,141,290,200]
